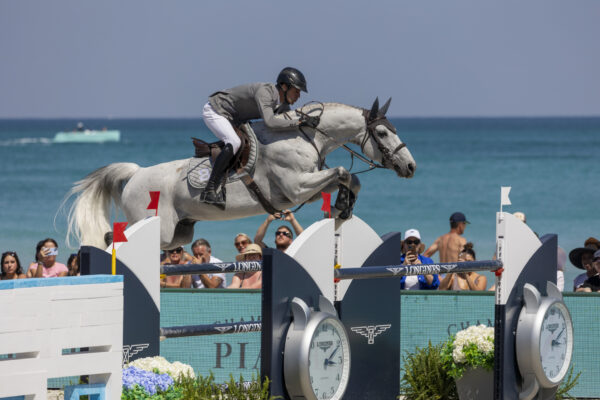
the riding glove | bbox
[299,115,320,129]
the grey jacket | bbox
[208,83,299,130]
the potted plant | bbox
[441,325,494,400]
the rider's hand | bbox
[299,115,320,129]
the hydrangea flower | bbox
[122,366,174,395]
[128,356,195,379]
[451,324,494,364]
[441,324,495,380]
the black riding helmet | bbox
[277,67,307,93]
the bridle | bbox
[360,109,407,169]
[296,103,407,174]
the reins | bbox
[295,102,404,175]
[288,102,406,214]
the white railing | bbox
[0,275,123,399]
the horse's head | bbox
[359,98,416,178]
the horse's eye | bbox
[376,126,388,137]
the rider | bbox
[200,67,320,206]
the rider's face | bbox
[285,86,301,105]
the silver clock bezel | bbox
[516,282,574,389]
[283,297,351,400]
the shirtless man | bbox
[423,212,469,263]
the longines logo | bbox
[215,322,262,334]
[213,261,262,272]
[386,267,404,275]
[122,343,149,365]
[215,326,234,333]
[350,324,391,344]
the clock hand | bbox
[551,328,565,347]
[555,328,565,341]
[327,345,340,362]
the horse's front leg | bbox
[275,166,352,206]
[331,174,361,220]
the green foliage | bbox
[440,334,494,380]
[556,366,581,400]
[399,341,458,400]
[176,372,276,400]
[121,383,182,400]
[121,373,277,399]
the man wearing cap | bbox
[400,229,439,290]
[576,250,600,292]
[424,212,469,263]
[570,240,600,290]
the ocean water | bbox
[1,117,599,289]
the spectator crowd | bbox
[4,209,598,293]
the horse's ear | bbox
[369,97,379,120]
[379,97,392,117]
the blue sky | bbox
[1,0,599,118]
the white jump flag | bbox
[500,186,511,213]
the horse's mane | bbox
[279,102,363,119]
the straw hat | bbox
[513,212,526,223]
[236,243,263,261]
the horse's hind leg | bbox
[170,219,196,249]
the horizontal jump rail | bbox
[161,260,502,279]
[334,260,503,280]
[160,321,262,340]
[160,261,262,276]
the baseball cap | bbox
[449,212,470,224]
[404,229,421,240]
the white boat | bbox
[53,129,120,143]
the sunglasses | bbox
[169,248,183,254]
[2,251,17,257]
[405,239,420,245]
[235,240,250,247]
[275,231,292,238]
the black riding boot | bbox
[200,143,234,207]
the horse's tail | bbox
[64,163,140,249]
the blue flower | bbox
[122,366,174,395]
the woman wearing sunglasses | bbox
[399,229,440,290]
[160,247,192,289]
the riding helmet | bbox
[277,67,307,93]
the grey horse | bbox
[65,98,416,250]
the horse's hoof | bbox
[334,185,350,211]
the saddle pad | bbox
[187,123,259,189]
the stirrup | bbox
[200,188,226,209]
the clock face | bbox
[308,318,350,400]
[539,302,572,383]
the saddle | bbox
[191,125,251,171]
[189,124,280,214]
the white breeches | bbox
[202,102,241,153]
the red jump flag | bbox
[147,191,160,216]
[321,192,331,218]
[112,222,128,243]
[111,221,128,275]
